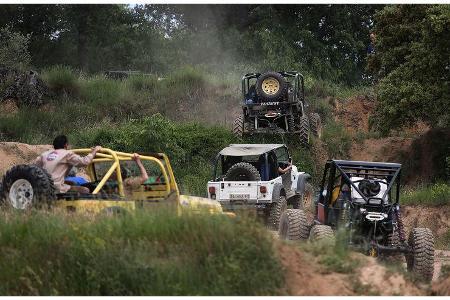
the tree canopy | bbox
[0,4,382,84]
[368,5,450,132]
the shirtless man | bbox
[35,135,101,194]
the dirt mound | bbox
[0,142,51,176]
[402,205,450,239]
[333,95,375,134]
[349,128,449,185]
[433,274,450,295]
[350,136,412,163]
[358,254,423,295]
[277,242,423,295]
[277,242,354,295]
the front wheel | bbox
[1,164,56,210]
[309,225,335,244]
[298,116,310,147]
[406,227,434,282]
[268,195,287,230]
[233,115,244,138]
[279,209,310,240]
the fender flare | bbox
[296,173,311,195]
[272,183,285,203]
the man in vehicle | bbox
[105,153,149,197]
[122,153,149,194]
[34,135,101,194]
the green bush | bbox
[322,121,352,159]
[0,209,283,295]
[127,74,158,91]
[401,183,450,206]
[41,65,80,96]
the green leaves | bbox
[369,5,450,133]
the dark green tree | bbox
[369,5,450,133]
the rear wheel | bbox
[225,162,261,182]
[279,209,310,240]
[1,164,56,209]
[310,225,335,243]
[233,115,244,138]
[406,227,434,282]
[298,116,310,147]
[268,195,287,230]
[309,113,322,138]
[256,72,288,102]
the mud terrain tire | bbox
[268,194,287,230]
[300,182,315,225]
[1,164,56,209]
[233,115,244,137]
[225,162,261,181]
[279,209,310,240]
[310,225,335,243]
[256,72,288,102]
[406,227,434,282]
[298,116,310,147]
[309,113,322,138]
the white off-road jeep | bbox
[207,144,313,229]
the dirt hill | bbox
[333,95,449,185]
[0,142,51,177]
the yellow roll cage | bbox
[72,148,178,199]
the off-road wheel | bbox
[309,113,322,138]
[298,116,310,147]
[279,209,310,240]
[268,195,287,230]
[225,162,261,181]
[300,183,315,225]
[406,227,434,282]
[287,115,295,132]
[1,164,56,210]
[233,115,244,138]
[309,225,335,244]
[256,72,288,102]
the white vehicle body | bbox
[207,144,310,210]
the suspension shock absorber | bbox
[395,205,406,243]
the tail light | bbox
[260,186,267,193]
[209,186,216,194]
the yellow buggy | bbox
[0,148,223,215]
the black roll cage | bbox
[319,160,402,207]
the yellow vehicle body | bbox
[54,148,225,215]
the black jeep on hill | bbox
[233,71,322,147]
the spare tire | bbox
[256,72,288,102]
[225,162,261,181]
[1,164,56,210]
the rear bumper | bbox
[218,200,272,210]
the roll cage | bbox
[319,160,402,207]
[72,148,178,199]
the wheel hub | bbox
[9,179,34,209]
[261,77,280,95]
